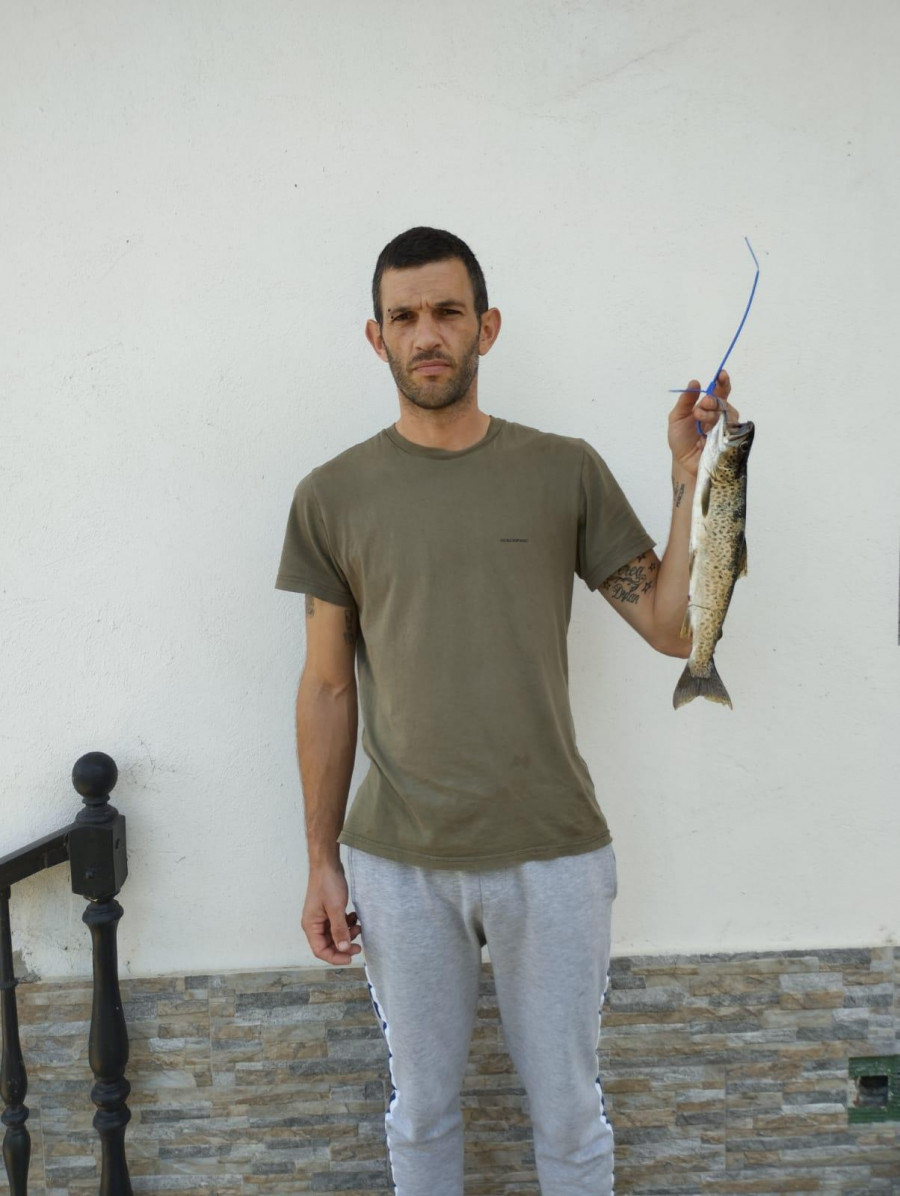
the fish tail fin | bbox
[673,659,733,710]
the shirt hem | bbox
[336,828,612,870]
[274,573,355,606]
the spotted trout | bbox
[673,412,755,709]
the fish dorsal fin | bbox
[737,537,748,577]
[700,476,712,517]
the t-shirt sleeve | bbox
[576,440,657,590]
[274,473,356,606]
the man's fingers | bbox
[307,925,347,965]
[676,371,730,406]
[674,379,702,413]
[319,942,357,965]
[693,394,718,424]
[708,370,738,417]
[711,368,731,399]
[693,363,738,428]
[303,904,362,965]
[693,395,740,428]
[329,908,352,953]
[670,379,702,422]
[313,930,360,964]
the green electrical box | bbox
[848,1055,900,1124]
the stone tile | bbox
[9,946,899,1192]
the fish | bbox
[673,411,755,709]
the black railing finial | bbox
[73,752,119,825]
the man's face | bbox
[367,258,493,411]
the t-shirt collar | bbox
[383,414,504,459]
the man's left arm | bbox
[595,369,739,656]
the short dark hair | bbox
[371,226,489,327]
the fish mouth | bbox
[722,418,755,446]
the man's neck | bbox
[393,402,491,451]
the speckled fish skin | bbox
[673,414,755,710]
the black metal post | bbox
[70,752,132,1196]
[83,898,132,1196]
[0,886,30,1195]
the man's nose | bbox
[412,313,443,351]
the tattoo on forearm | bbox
[672,478,686,509]
[305,595,316,617]
[343,608,357,646]
[600,552,658,605]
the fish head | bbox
[722,415,754,452]
[709,414,754,479]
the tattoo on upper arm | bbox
[343,608,358,646]
[672,478,686,509]
[305,594,357,646]
[600,552,659,605]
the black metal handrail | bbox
[0,751,132,1196]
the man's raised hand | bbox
[667,369,739,478]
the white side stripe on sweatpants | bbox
[363,956,403,1195]
[596,968,615,1194]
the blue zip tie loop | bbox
[669,237,760,436]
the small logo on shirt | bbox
[499,537,529,542]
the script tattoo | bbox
[600,552,659,605]
[343,608,357,646]
[305,595,316,617]
[672,478,686,509]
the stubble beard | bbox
[384,327,481,411]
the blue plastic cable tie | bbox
[668,237,760,436]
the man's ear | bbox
[478,307,502,357]
[365,318,388,362]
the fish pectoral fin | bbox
[700,476,712,517]
[737,538,748,578]
[680,606,692,638]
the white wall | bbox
[2,0,897,980]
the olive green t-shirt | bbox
[275,414,655,869]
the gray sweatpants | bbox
[345,841,618,1196]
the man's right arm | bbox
[297,593,362,964]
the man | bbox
[274,226,736,1195]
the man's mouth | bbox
[413,361,452,375]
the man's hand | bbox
[302,862,363,965]
[668,369,739,478]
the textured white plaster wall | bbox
[1,0,897,979]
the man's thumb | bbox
[330,910,351,952]
[673,379,703,414]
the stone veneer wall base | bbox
[14,946,900,1194]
